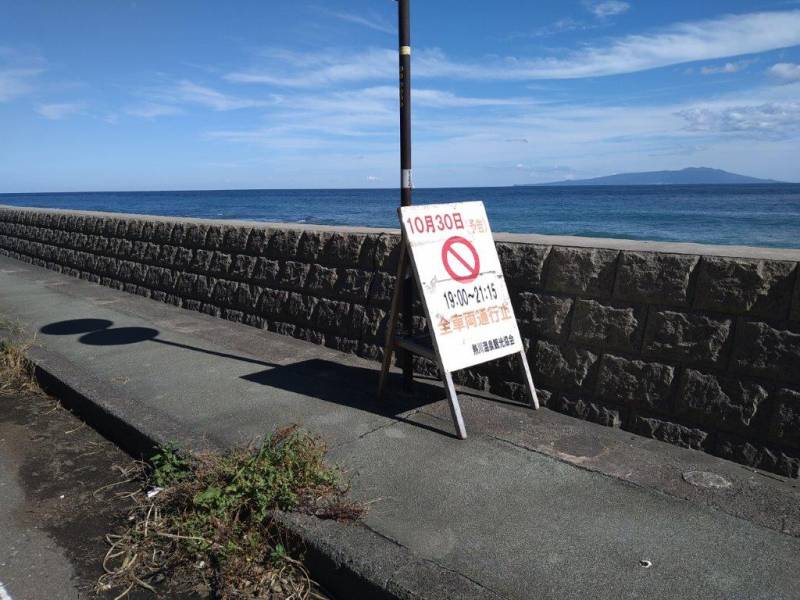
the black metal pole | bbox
[399,0,412,209]
[398,0,414,391]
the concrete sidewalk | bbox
[2,253,800,600]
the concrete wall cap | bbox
[3,204,800,261]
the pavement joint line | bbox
[743,467,793,485]
[488,431,652,486]
[487,432,681,494]
[486,431,800,539]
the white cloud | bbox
[515,18,597,39]
[226,48,395,87]
[325,10,394,34]
[0,48,44,102]
[331,85,534,111]
[201,78,800,185]
[171,80,272,110]
[701,61,748,75]
[406,87,799,183]
[204,84,531,148]
[207,86,643,151]
[676,101,800,136]
[131,80,274,116]
[35,102,84,120]
[367,175,382,182]
[584,1,630,19]
[424,10,800,80]
[125,103,183,119]
[0,68,42,101]
[769,62,800,81]
[226,10,800,84]
[513,165,579,180]
[412,88,536,108]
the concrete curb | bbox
[23,343,192,459]
[273,512,506,600]
[9,338,492,600]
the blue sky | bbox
[1,0,799,191]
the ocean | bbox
[2,184,800,249]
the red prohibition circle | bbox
[441,236,481,283]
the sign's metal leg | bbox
[377,335,395,401]
[517,350,540,409]
[378,244,408,399]
[441,369,467,439]
[401,268,414,392]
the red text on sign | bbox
[437,303,514,335]
[405,212,464,235]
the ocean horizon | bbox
[2,182,800,249]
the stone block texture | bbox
[614,251,697,307]
[1,206,799,477]
[642,310,732,367]
[693,257,795,317]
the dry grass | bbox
[0,319,39,395]
[97,426,364,599]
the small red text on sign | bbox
[405,211,464,235]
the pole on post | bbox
[398,0,414,391]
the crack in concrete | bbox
[328,414,407,452]
[331,407,433,454]
[384,548,513,600]
[358,520,408,552]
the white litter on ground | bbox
[0,581,14,600]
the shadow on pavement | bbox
[81,326,159,345]
[40,318,452,436]
[42,319,280,368]
[40,318,114,335]
[244,361,442,415]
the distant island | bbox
[524,167,781,186]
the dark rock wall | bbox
[1,206,799,477]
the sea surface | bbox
[2,184,800,249]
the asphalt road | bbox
[1,392,87,599]
[0,388,181,600]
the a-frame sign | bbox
[380,1,538,437]
[378,201,539,439]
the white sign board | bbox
[399,201,523,373]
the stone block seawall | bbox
[1,205,799,478]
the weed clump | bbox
[0,322,38,395]
[99,426,363,599]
